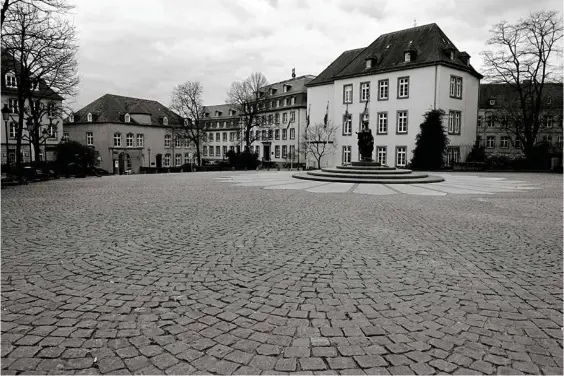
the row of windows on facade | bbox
[161,153,195,167]
[207,128,297,143]
[102,132,200,148]
[341,75,463,103]
[204,92,297,120]
[342,145,408,167]
[7,122,57,138]
[202,144,297,159]
[74,113,169,125]
[205,111,297,129]
[478,134,563,148]
[478,114,561,128]
[7,98,57,116]
[342,110,462,135]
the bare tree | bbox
[2,1,78,172]
[300,122,338,169]
[170,81,207,166]
[1,0,73,27]
[481,10,563,159]
[226,72,270,152]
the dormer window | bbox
[204,112,209,118]
[5,71,17,88]
[489,99,496,106]
[163,116,168,126]
[365,56,376,69]
[229,109,236,116]
[366,59,372,69]
[404,52,411,62]
[450,51,455,60]
[124,113,130,123]
[283,85,291,93]
[270,88,277,95]
[87,113,92,122]
[69,114,74,123]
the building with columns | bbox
[306,23,482,168]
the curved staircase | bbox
[292,161,444,184]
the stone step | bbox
[308,171,430,180]
[336,165,398,171]
[292,173,444,184]
[323,168,412,175]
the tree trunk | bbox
[317,157,322,169]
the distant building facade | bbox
[1,51,64,165]
[307,23,482,168]
[64,94,195,174]
[202,74,315,167]
[477,83,563,155]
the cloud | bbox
[69,0,563,110]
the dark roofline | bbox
[306,48,365,87]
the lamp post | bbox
[2,104,10,170]
[25,116,34,165]
[147,148,151,167]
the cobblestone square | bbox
[1,172,562,375]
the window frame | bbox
[486,135,495,148]
[126,133,134,147]
[164,134,172,147]
[500,136,509,148]
[396,110,408,134]
[274,145,280,158]
[275,129,280,140]
[342,113,352,136]
[282,128,287,140]
[86,132,94,146]
[282,145,288,159]
[87,113,92,122]
[397,77,410,99]
[360,82,370,102]
[5,72,17,88]
[377,112,388,135]
[289,128,295,140]
[8,98,18,114]
[377,79,389,101]
[164,153,171,167]
[343,84,353,104]
[113,132,122,147]
[395,146,407,167]
[376,146,387,166]
[449,76,463,99]
[342,145,351,165]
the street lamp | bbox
[147,147,151,167]
[2,104,10,170]
[25,116,34,165]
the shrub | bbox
[466,140,486,162]
[411,109,449,170]
[226,150,259,170]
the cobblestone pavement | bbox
[1,172,562,375]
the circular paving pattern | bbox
[1,172,561,375]
[215,171,541,196]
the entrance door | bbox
[155,154,163,168]
[263,145,270,161]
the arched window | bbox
[125,113,131,123]
[126,133,134,147]
[5,71,16,88]
[87,113,92,122]
[113,132,122,147]
[69,114,74,123]
[163,116,168,126]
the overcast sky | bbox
[69,0,561,111]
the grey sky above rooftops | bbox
[69,0,561,111]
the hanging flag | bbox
[361,93,370,127]
[344,103,349,122]
[306,105,310,130]
[323,102,329,128]
[286,116,292,130]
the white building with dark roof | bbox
[307,23,483,168]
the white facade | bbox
[308,66,479,167]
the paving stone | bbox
[284,347,310,358]
[150,352,179,370]
[327,357,357,370]
[300,358,327,371]
[312,347,338,357]
[249,355,277,370]
[124,356,150,372]
[354,355,388,368]
[275,358,297,372]
[97,356,126,374]
[410,362,436,375]
[164,362,196,375]
[224,349,254,365]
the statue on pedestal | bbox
[357,122,374,162]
